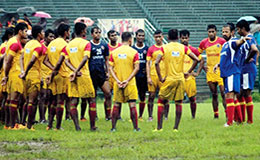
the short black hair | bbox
[121,32,132,42]
[135,29,144,36]
[32,25,43,39]
[74,22,87,36]
[179,29,190,37]
[45,29,55,38]
[14,22,28,35]
[207,24,217,31]
[227,22,235,32]
[153,30,162,35]
[57,23,70,37]
[236,20,250,32]
[1,27,14,42]
[107,29,117,37]
[91,26,101,34]
[168,29,178,40]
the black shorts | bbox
[90,70,107,90]
[136,76,148,96]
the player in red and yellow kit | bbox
[198,24,226,118]
[19,25,48,130]
[146,30,169,121]
[65,22,97,131]
[180,30,204,119]
[107,30,123,120]
[1,23,28,129]
[154,29,199,131]
[45,23,70,130]
[109,32,140,132]
[0,28,15,125]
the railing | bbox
[144,19,167,46]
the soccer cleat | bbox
[214,114,219,119]
[3,126,10,130]
[18,124,26,129]
[224,123,230,127]
[105,117,111,121]
[40,120,48,124]
[173,129,178,132]
[80,118,87,122]
[110,128,116,132]
[134,128,141,132]
[46,126,52,130]
[117,116,123,121]
[147,117,153,122]
[152,128,163,132]
[138,117,144,122]
[165,117,168,120]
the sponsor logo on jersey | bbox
[118,54,127,59]
[25,48,30,54]
[172,51,180,57]
[50,47,56,52]
[70,47,78,53]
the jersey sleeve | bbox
[146,47,153,61]
[104,43,109,57]
[133,52,139,64]
[189,46,200,56]
[61,45,68,56]
[109,53,114,66]
[9,43,20,56]
[33,46,43,58]
[184,46,191,55]
[198,40,205,53]
[83,42,91,57]
[0,46,6,54]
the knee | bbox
[212,93,218,99]
[189,97,196,103]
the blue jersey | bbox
[220,37,241,78]
[132,44,149,77]
[89,40,109,72]
[239,34,257,75]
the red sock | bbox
[139,101,145,118]
[245,96,253,124]
[238,97,246,122]
[27,103,34,128]
[234,99,242,123]
[9,100,18,128]
[226,98,234,125]
[190,97,196,118]
[213,108,219,118]
[157,99,164,129]
[130,106,138,129]
[89,102,96,128]
[56,104,64,129]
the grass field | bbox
[1,101,260,160]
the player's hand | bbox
[184,72,190,79]
[116,80,123,88]
[213,64,219,73]
[106,72,110,81]
[245,58,254,63]
[147,77,153,85]
[76,71,82,77]
[159,77,166,83]
[46,71,56,84]
[204,66,208,73]
[70,72,77,82]
[19,71,26,80]
[121,80,129,88]
[191,72,199,77]
[1,76,8,86]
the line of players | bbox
[0,19,258,132]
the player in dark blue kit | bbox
[236,20,259,124]
[132,29,149,120]
[81,26,112,121]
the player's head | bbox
[71,32,76,40]
[179,29,190,46]
[227,22,235,37]
[32,25,44,40]
[15,22,28,39]
[236,20,250,36]
[20,37,29,47]
[168,29,178,41]
[107,30,118,43]
[57,23,70,39]
[45,29,55,45]
[135,29,145,44]
[222,25,232,41]
[91,26,101,41]
[74,22,87,38]
[207,24,217,40]
[153,30,163,45]
[121,32,132,46]
[1,27,15,42]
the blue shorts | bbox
[223,73,240,94]
[241,72,256,90]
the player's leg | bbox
[136,77,147,120]
[101,81,112,120]
[234,95,242,123]
[174,100,183,130]
[38,88,46,123]
[189,96,196,119]
[128,100,139,130]
[69,97,81,131]
[147,92,155,121]
[164,100,170,120]
[225,92,235,126]
[208,82,219,118]
[219,85,226,110]
[0,92,7,123]
[3,94,10,129]
[111,102,120,131]
[157,98,165,130]
[88,97,97,130]
[80,98,87,121]
[237,90,246,122]
[65,94,70,120]
[27,90,38,129]
[244,89,253,124]
[47,94,57,130]
[21,98,28,126]
[18,95,26,124]
[55,93,65,130]
[9,91,20,129]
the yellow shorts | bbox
[24,78,41,96]
[49,74,68,95]
[184,77,197,98]
[148,75,162,92]
[41,77,48,90]
[68,75,95,98]
[109,76,114,90]
[159,78,185,101]
[7,74,24,94]
[113,84,138,103]
[207,72,223,86]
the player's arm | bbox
[122,53,140,88]
[20,51,25,74]
[245,43,259,63]
[155,54,164,83]
[186,51,200,75]
[70,55,88,82]
[192,57,204,77]
[109,54,121,87]
[146,48,152,85]
[2,54,13,85]
[104,45,110,78]
[0,53,5,70]
[65,58,76,72]
[43,54,54,71]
